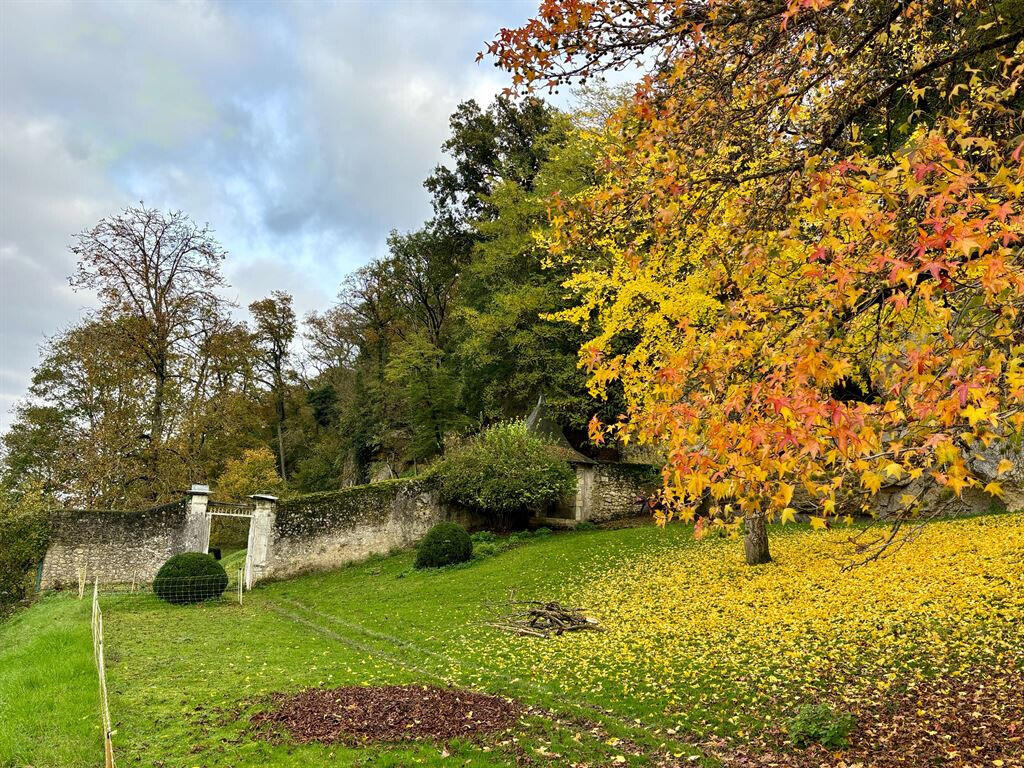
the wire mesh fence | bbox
[88,569,246,605]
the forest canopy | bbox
[0,95,623,509]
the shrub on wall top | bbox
[428,420,576,528]
[415,522,473,569]
[153,552,228,605]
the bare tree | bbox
[302,305,361,377]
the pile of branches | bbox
[487,600,601,639]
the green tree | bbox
[456,121,620,433]
[385,333,468,462]
[425,95,563,222]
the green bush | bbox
[415,522,473,569]
[471,530,498,544]
[153,553,228,605]
[428,420,576,528]
[786,703,855,749]
[533,526,553,537]
[0,486,49,617]
[473,541,500,559]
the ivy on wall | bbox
[48,499,189,542]
[275,479,425,539]
[0,501,49,616]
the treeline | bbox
[1,94,624,509]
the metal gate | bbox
[206,501,254,595]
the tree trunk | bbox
[149,356,166,501]
[744,513,771,565]
[275,419,287,481]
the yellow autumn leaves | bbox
[483,514,1024,736]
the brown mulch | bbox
[707,662,1024,767]
[250,684,518,746]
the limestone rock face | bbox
[869,443,1021,521]
[970,444,1024,512]
[369,462,396,483]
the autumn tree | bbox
[489,1,1024,563]
[2,319,150,506]
[175,312,263,486]
[249,291,296,480]
[69,205,230,499]
[215,446,286,502]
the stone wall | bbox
[570,462,661,522]
[40,499,200,588]
[40,463,661,590]
[258,479,484,582]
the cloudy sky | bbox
[0,0,541,434]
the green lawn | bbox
[2,515,1022,768]
[0,596,99,768]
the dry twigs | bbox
[487,600,601,639]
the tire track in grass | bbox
[265,596,706,766]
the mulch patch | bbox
[250,684,519,746]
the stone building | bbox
[524,395,661,526]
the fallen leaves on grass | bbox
[250,684,518,745]
[476,514,1024,759]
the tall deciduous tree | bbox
[249,291,296,480]
[69,205,229,498]
[490,0,1024,563]
[425,95,563,222]
[456,118,623,434]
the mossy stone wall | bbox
[40,500,192,588]
[265,479,469,580]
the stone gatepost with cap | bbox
[182,484,211,554]
[245,493,278,589]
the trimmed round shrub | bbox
[415,522,472,569]
[428,420,577,529]
[153,552,228,605]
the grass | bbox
[0,596,99,768]
[220,547,248,589]
[1,513,1022,767]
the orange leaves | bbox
[489,0,1024,536]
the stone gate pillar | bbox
[182,484,211,553]
[245,494,278,590]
